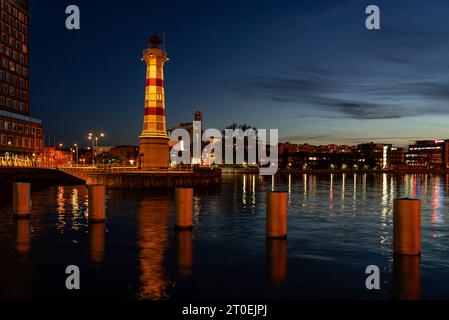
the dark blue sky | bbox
[29,0,449,148]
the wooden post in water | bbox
[266,191,288,239]
[13,182,31,218]
[175,188,193,230]
[88,185,106,223]
[393,198,421,255]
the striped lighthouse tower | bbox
[139,33,170,169]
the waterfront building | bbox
[390,147,406,169]
[0,0,43,157]
[406,140,449,169]
[356,143,392,169]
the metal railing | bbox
[0,158,85,169]
[0,157,56,168]
[58,164,194,173]
[1,160,217,173]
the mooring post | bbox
[13,182,31,218]
[393,198,421,255]
[175,188,193,230]
[266,191,288,239]
[88,185,106,223]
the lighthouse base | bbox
[139,136,170,170]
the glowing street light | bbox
[72,144,79,165]
[87,132,106,165]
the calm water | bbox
[1,173,449,300]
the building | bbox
[94,146,112,155]
[0,0,43,157]
[139,33,170,169]
[168,110,204,165]
[356,143,392,169]
[406,140,449,169]
[110,145,139,165]
[40,146,72,167]
[390,147,405,168]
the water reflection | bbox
[71,189,81,231]
[352,174,357,213]
[2,174,449,299]
[242,174,256,209]
[431,176,443,225]
[137,197,171,300]
[393,254,421,300]
[362,174,367,201]
[266,239,287,287]
[303,174,308,207]
[288,174,292,206]
[176,230,193,278]
[90,223,105,264]
[57,186,66,233]
[15,219,30,257]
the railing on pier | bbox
[58,164,198,173]
[0,157,55,168]
[1,159,218,174]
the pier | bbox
[0,166,221,188]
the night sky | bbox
[29,0,449,148]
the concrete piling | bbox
[393,198,421,255]
[266,191,288,239]
[175,188,193,230]
[13,182,31,218]
[88,185,106,223]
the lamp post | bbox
[88,132,105,166]
[72,144,79,165]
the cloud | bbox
[232,61,449,120]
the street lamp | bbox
[72,144,79,165]
[87,132,105,166]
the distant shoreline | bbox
[220,167,448,175]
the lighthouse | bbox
[139,33,170,169]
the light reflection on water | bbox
[0,173,449,299]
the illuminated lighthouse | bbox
[139,33,170,169]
